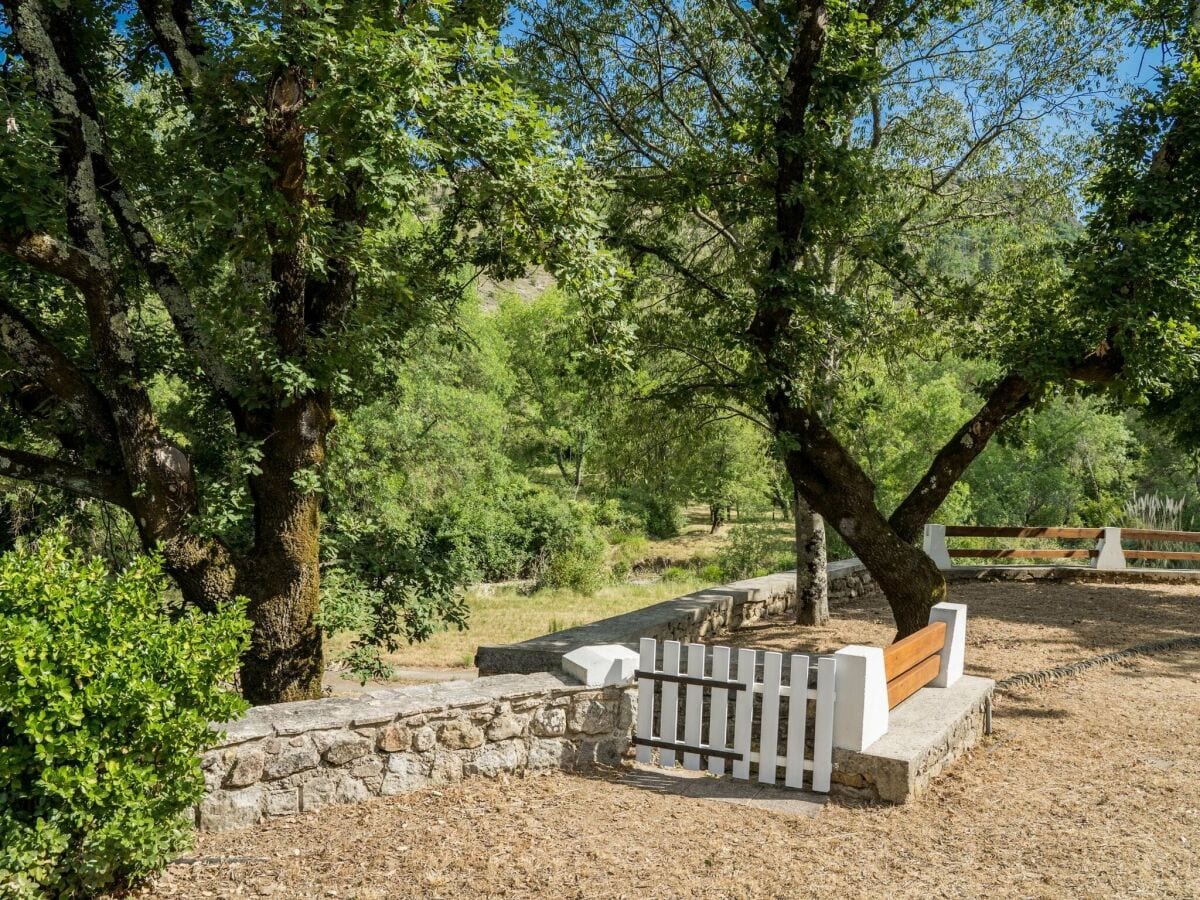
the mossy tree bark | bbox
[794,489,829,626]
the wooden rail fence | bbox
[923,524,1200,570]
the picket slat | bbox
[812,656,836,792]
[784,654,810,789]
[731,648,756,780]
[757,651,782,784]
[706,645,731,775]
[658,641,681,768]
[683,643,705,770]
[636,638,657,764]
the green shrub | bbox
[592,499,644,536]
[717,523,784,580]
[616,489,684,539]
[661,565,692,582]
[607,531,649,581]
[537,522,608,593]
[697,563,725,584]
[0,533,249,899]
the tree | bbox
[1072,4,1200,466]
[519,0,1133,633]
[497,290,604,493]
[0,0,609,701]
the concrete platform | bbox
[832,675,994,803]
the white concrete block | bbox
[923,524,952,569]
[562,644,640,687]
[831,646,889,752]
[1093,526,1126,570]
[928,602,966,688]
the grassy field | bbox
[639,505,794,566]
[327,575,709,672]
[326,505,797,676]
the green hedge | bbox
[0,533,248,898]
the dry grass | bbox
[131,580,1200,899]
[328,576,708,672]
[639,506,794,567]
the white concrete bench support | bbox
[831,645,889,752]
[927,601,966,687]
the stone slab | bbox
[832,674,993,804]
[620,764,826,818]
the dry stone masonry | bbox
[475,560,881,676]
[198,672,633,832]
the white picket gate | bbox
[632,637,837,792]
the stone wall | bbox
[476,559,880,676]
[198,672,633,832]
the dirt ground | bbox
[132,580,1200,899]
[723,577,1200,681]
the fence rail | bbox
[925,524,1200,570]
[634,638,837,792]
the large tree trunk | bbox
[778,406,945,637]
[794,488,829,625]
[239,395,331,704]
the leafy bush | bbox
[717,523,785,580]
[616,489,684,539]
[592,498,645,536]
[697,563,725,584]
[536,519,608,593]
[0,534,249,899]
[660,565,692,582]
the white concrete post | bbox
[562,644,640,687]
[831,646,889,752]
[923,523,952,570]
[927,602,967,688]
[1093,526,1125,570]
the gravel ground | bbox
[127,581,1200,899]
[721,578,1200,680]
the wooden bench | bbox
[883,620,948,709]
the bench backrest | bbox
[883,620,947,709]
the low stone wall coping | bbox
[946,565,1200,584]
[213,672,579,748]
[476,560,878,676]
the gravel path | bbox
[128,580,1200,899]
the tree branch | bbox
[889,337,1125,543]
[888,371,1037,542]
[0,231,111,292]
[0,289,119,451]
[0,444,132,508]
[135,0,205,94]
[747,0,828,357]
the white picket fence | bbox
[632,637,837,792]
